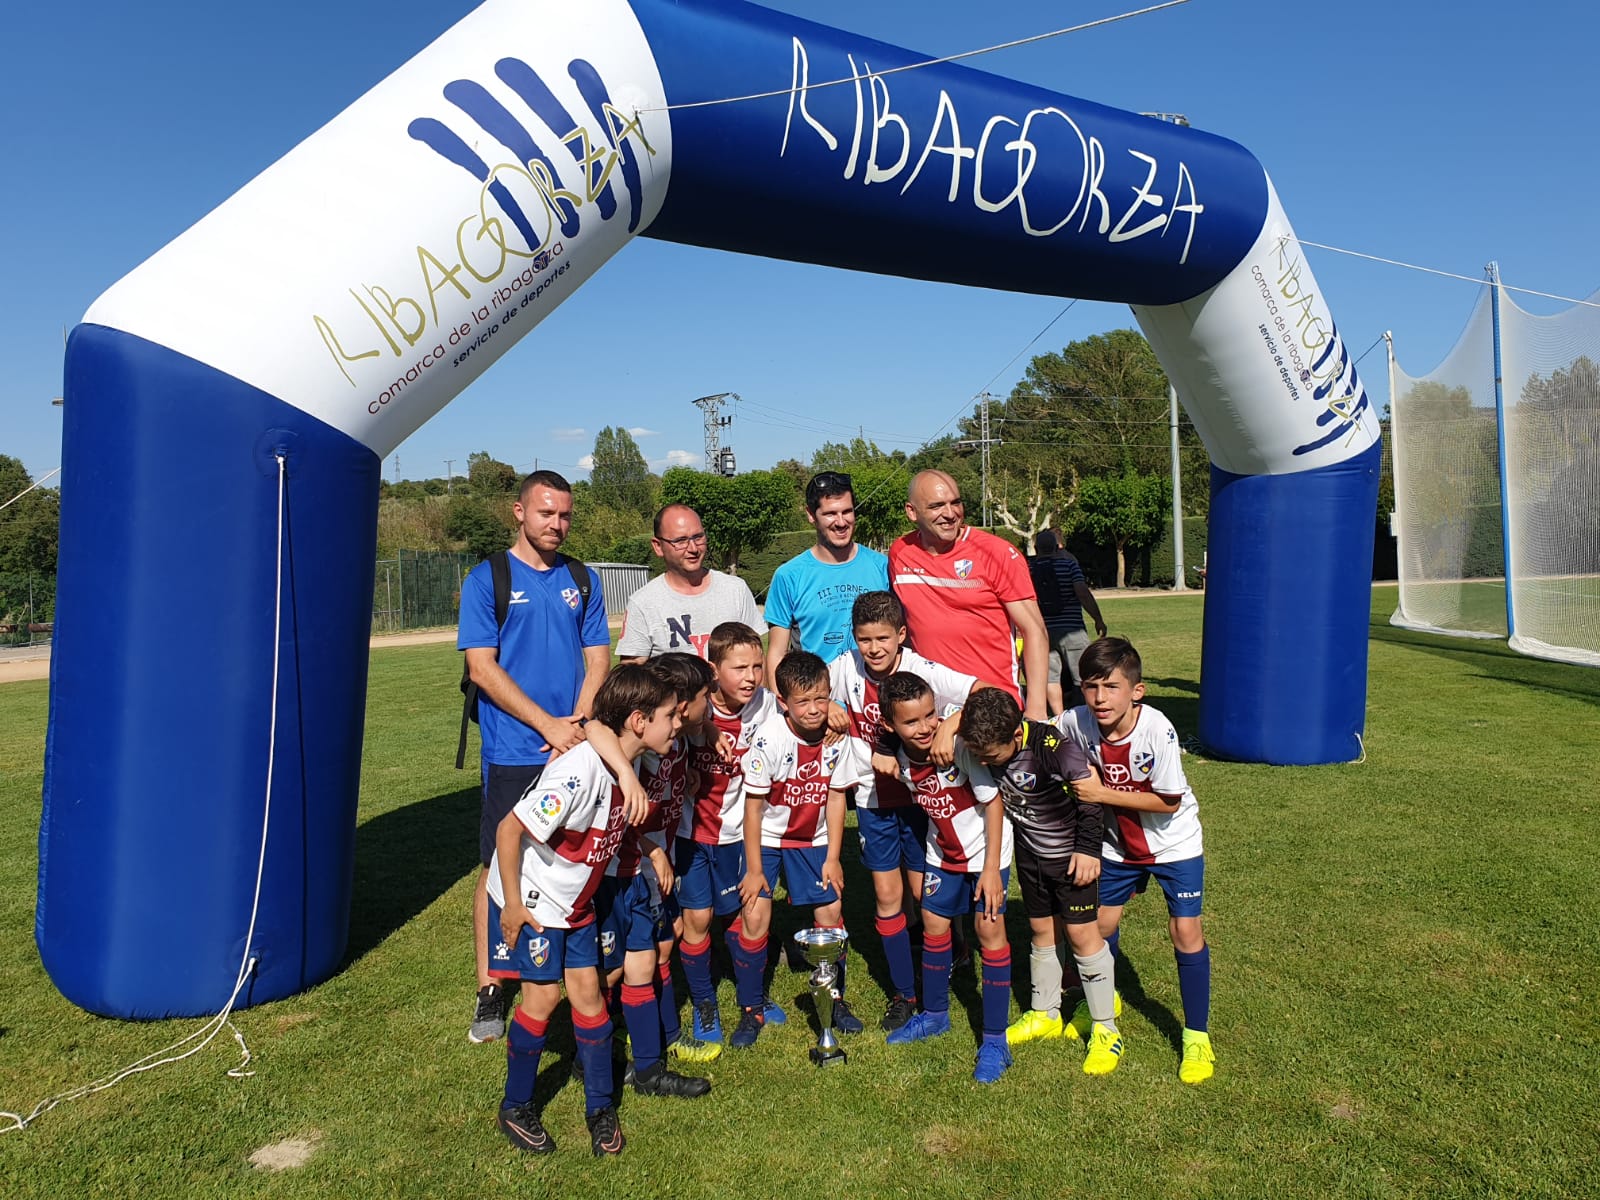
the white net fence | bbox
[1390,289,1507,637]
[1500,287,1600,666]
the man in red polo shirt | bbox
[888,470,1050,721]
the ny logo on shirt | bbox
[665,615,712,656]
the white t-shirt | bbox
[485,742,625,928]
[617,571,762,659]
[1056,704,1203,865]
[829,646,976,809]
[743,711,858,849]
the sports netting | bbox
[1389,288,1507,638]
[1499,286,1600,666]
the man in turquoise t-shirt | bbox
[764,471,890,680]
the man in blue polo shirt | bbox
[459,469,611,1043]
[764,471,890,680]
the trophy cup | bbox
[794,927,850,1067]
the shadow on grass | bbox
[1116,952,1184,1052]
[1369,622,1600,706]
[345,785,480,966]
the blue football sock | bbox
[502,1009,547,1110]
[572,1009,615,1115]
[734,933,767,1012]
[1174,944,1210,1033]
[657,961,681,1045]
[922,931,952,1015]
[876,913,916,1001]
[621,982,663,1075]
[680,935,714,1005]
[980,945,1012,1038]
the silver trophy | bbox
[794,927,850,1067]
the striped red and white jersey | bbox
[486,742,626,928]
[1056,704,1203,865]
[609,738,692,879]
[896,745,1012,874]
[743,711,857,849]
[679,688,777,845]
[830,646,975,810]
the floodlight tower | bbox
[693,392,739,475]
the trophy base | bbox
[810,1046,848,1067]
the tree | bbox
[1075,470,1167,587]
[589,426,655,515]
[956,329,1208,543]
[659,467,798,573]
[0,455,62,625]
[0,455,60,577]
[445,494,514,560]
[466,451,519,496]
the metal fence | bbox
[0,571,54,647]
[371,553,649,634]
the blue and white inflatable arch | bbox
[41,0,1380,1017]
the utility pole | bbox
[1169,383,1186,590]
[444,459,454,492]
[392,454,400,483]
[955,391,1002,529]
[693,392,739,475]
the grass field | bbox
[3,588,1598,1198]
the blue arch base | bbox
[38,327,381,1018]
[1199,442,1382,766]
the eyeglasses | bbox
[659,532,708,549]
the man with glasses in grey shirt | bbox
[618,504,763,662]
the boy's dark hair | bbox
[1078,636,1143,686]
[706,621,762,665]
[519,469,572,500]
[774,650,829,698]
[805,470,854,513]
[958,687,1022,750]
[879,671,933,721]
[852,590,905,632]
[592,664,676,733]
[649,652,715,701]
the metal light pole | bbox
[1169,382,1186,590]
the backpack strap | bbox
[457,551,514,770]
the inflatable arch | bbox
[40,0,1380,1017]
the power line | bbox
[639,1,1191,114]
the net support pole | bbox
[1488,262,1515,639]
[1169,383,1186,590]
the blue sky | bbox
[4,0,1594,486]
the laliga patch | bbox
[954,559,973,579]
[561,586,581,610]
[530,936,551,967]
[537,791,564,819]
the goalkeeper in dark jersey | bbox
[959,688,1123,1075]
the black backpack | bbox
[456,550,592,769]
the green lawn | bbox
[2,590,1598,1197]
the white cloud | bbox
[665,449,697,467]
[577,454,596,470]
[550,427,587,441]
[628,427,660,438]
